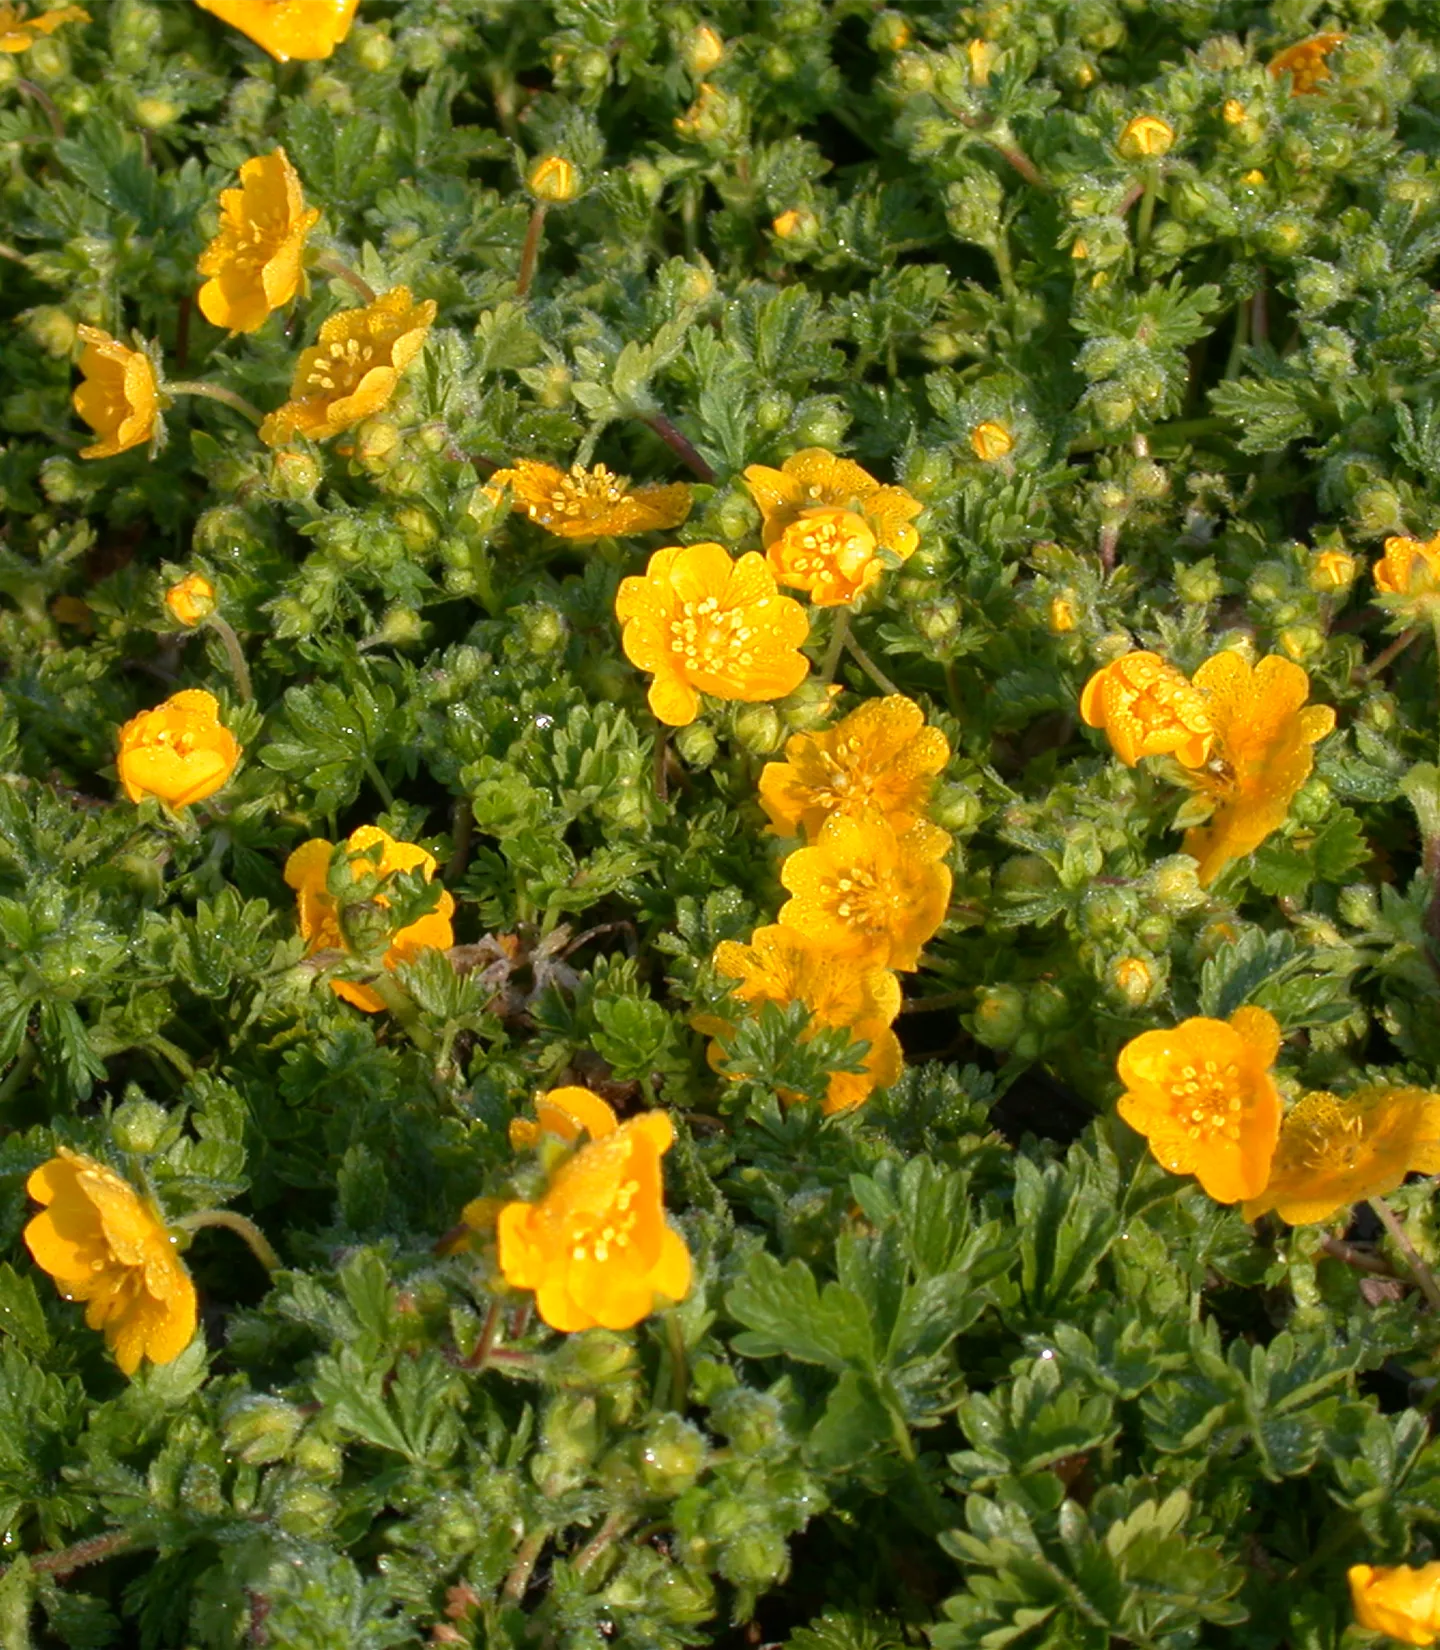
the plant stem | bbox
[205,614,253,704]
[367,973,437,1052]
[173,1209,281,1274]
[844,633,901,695]
[820,609,851,685]
[165,381,264,427]
[445,798,473,884]
[1360,627,1420,681]
[1135,169,1158,248]
[309,249,377,305]
[0,242,27,267]
[502,1529,548,1603]
[363,755,395,811]
[653,727,669,803]
[639,411,715,481]
[516,204,548,299]
[987,138,1044,188]
[575,1511,630,1576]
[16,78,63,140]
[0,1038,37,1107]
[466,1299,504,1370]
[9,1530,135,1581]
[1369,1196,1440,1312]
[664,1310,688,1412]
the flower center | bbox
[1168,1059,1245,1143]
[778,508,876,582]
[536,463,631,524]
[304,334,378,396]
[569,1177,640,1265]
[822,864,901,936]
[668,594,757,675]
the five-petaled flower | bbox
[498,1094,691,1332]
[743,449,923,608]
[197,147,319,334]
[259,286,436,447]
[24,1149,196,1375]
[1374,533,1440,609]
[699,924,903,1114]
[1242,1087,1440,1226]
[1116,1006,1283,1203]
[284,825,456,1013]
[759,694,950,842]
[1269,32,1346,95]
[778,808,952,971]
[164,573,216,627]
[0,3,87,51]
[509,1085,620,1152]
[1080,651,1214,768]
[488,459,692,541]
[1349,1562,1440,1648]
[73,326,159,460]
[117,689,241,809]
[615,542,810,727]
[1179,652,1336,886]
[193,0,359,62]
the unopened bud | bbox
[134,96,180,130]
[772,207,819,246]
[1109,955,1158,1009]
[674,82,735,142]
[352,25,394,73]
[1048,595,1078,633]
[1148,856,1204,913]
[24,306,77,357]
[528,155,580,205]
[164,573,217,628]
[111,1096,171,1154]
[734,704,784,755]
[639,1414,707,1496]
[971,985,1025,1049]
[271,449,321,500]
[1176,559,1223,604]
[675,722,719,768]
[1279,624,1324,663]
[970,421,1014,462]
[1118,113,1174,159]
[869,12,910,51]
[681,23,724,77]
[929,783,981,833]
[223,1396,306,1466]
[1309,548,1357,592]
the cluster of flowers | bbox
[693,695,951,1115]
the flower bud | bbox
[1352,483,1405,537]
[711,1387,783,1454]
[1081,886,1133,937]
[720,1528,788,1587]
[375,605,425,647]
[675,721,719,768]
[674,82,735,143]
[1089,384,1136,430]
[25,37,67,80]
[274,1481,336,1539]
[1309,548,1356,591]
[1291,776,1332,826]
[134,97,181,130]
[914,600,961,641]
[681,23,725,76]
[528,155,580,205]
[929,783,981,833]
[1338,883,1381,929]
[223,1396,307,1466]
[269,449,321,502]
[1118,114,1174,159]
[1147,856,1204,913]
[971,985,1026,1049]
[549,1328,638,1388]
[891,52,934,94]
[40,457,87,505]
[111,1095,172,1154]
[734,704,784,755]
[1360,691,1397,732]
[870,12,910,51]
[1027,981,1071,1030]
[352,26,394,72]
[395,505,439,550]
[639,1414,708,1496]
[23,306,77,357]
[760,45,795,80]
[791,402,849,449]
[165,573,217,628]
[519,604,566,655]
[1279,624,1324,663]
[970,421,1013,462]
[1129,460,1169,501]
[1046,595,1078,634]
[1176,559,1223,604]
[771,208,819,247]
[1108,954,1159,1009]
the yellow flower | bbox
[1222,98,1247,125]
[1374,533,1440,604]
[701,924,903,1115]
[509,1085,620,1152]
[24,1149,196,1376]
[0,2,87,51]
[116,689,241,809]
[72,326,159,460]
[284,826,455,1014]
[778,809,952,971]
[497,1110,691,1332]
[1269,33,1346,95]
[970,421,1014,462]
[758,693,950,842]
[1242,1087,1440,1226]
[1242,168,1266,186]
[743,449,923,608]
[196,146,319,334]
[1349,1563,1440,1647]
[1115,1006,1283,1203]
[771,208,806,239]
[488,459,691,542]
[1180,652,1336,886]
[164,573,216,627]
[1309,548,1357,592]
[615,542,810,727]
[193,0,359,62]
[527,155,579,204]
[259,286,436,447]
[1118,114,1175,159]
[1079,651,1214,768]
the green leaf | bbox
[727,1251,875,1374]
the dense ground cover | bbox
[5,0,1440,1644]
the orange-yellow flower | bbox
[0,3,87,51]
[1080,651,1214,769]
[488,459,691,541]
[614,542,810,727]
[1115,1006,1283,1203]
[284,825,456,1013]
[1374,533,1440,605]
[73,327,159,460]
[259,286,436,447]
[193,0,359,62]
[24,1149,196,1376]
[758,694,950,842]
[116,689,241,809]
[1180,652,1336,886]
[497,1109,691,1332]
[164,573,216,627]
[700,924,903,1114]
[1269,33,1346,95]
[743,449,923,607]
[778,809,952,971]
[1242,1087,1440,1226]
[1349,1563,1440,1647]
[509,1085,620,1151]
[196,147,319,334]
[970,421,1013,462]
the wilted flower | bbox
[488,459,691,541]
[0,2,87,51]
[73,327,159,460]
[758,694,950,841]
[1349,1562,1440,1647]
[1080,651,1214,768]
[1118,114,1175,159]
[970,421,1014,461]
[164,573,216,627]
[700,924,903,1114]
[743,449,923,607]
[117,689,241,809]
[497,1109,691,1331]
[1374,533,1440,607]
[197,147,319,334]
[778,809,952,971]
[509,1086,620,1151]
[527,155,579,204]
[285,825,456,1013]
[259,286,436,447]
[193,0,359,62]
[614,542,810,727]
[1116,1006,1283,1203]
[24,1149,196,1375]
[1242,1087,1440,1225]
[1269,32,1346,95]
[1180,652,1336,886]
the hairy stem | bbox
[502,1528,548,1603]
[1359,627,1420,682]
[844,633,901,695]
[310,249,377,305]
[173,1208,281,1274]
[205,614,253,704]
[165,380,264,427]
[1370,1196,1440,1312]
[639,411,715,481]
[820,609,850,685]
[516,204,548,299]
[16,78,63,140]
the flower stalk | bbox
[1370,1196,1440,1313]
[173,1208,281,1274]
[164,380,264,427]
